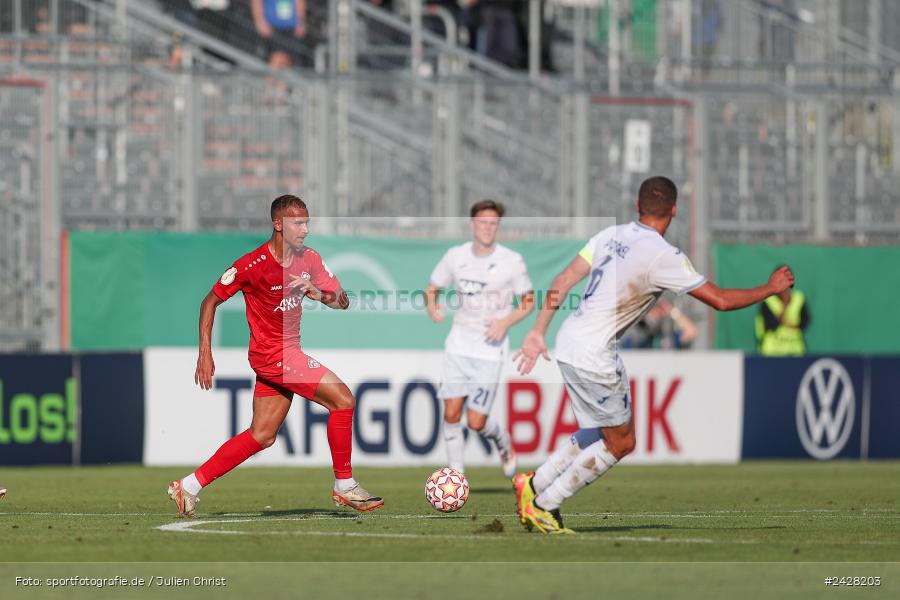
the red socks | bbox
[194,410,353,487]
[327,408,354,479]
[195,429,264,487]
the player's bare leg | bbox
[248,393,293,447]
[167,393,291,518]
[442,397,466,473]
[313,371,384,512]
[467,409,517,478]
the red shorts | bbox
[252,349,329,400]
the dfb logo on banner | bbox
[795,358,855,460]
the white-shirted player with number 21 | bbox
[425,200,535,478]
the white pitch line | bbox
[156,517,717,544]
[156,517,900,546]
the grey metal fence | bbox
[0,79,45,350]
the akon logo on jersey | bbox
[274,296,302,312]
[458,279,487,295]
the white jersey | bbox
[430,242,533,361]
[555,221,706,378]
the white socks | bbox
[478,417,512,453]
[532,437,583,495]
[334,477,358,492]
[535,440,618,511]
[443,421,465,473]
[532,428,602,494]
[444,417,511,474]
[182,473,202,496]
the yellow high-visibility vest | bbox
[755,291,807,356]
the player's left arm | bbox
[485,291,535,342]
[513,255,591,374]
[689,266,793,312]
[294,249,349,309]
[320,286,350,310]
[288,275,350,309]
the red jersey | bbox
[212,242,340,370]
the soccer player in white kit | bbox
[512,176,795,533]
[425,200,535,478]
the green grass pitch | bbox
[1,462,898,598]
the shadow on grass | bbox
[211,508,476,520]
[209,508,350,518]
[574,524,787,533]
[469,486,514,495]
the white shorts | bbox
[558,358,632,429]
[437,353,502,415]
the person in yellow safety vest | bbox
[755,273,810,356]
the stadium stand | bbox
[0,0,898,350]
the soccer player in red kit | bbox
[167,195,383,517]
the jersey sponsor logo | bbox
[274,295,302,313]
[220,267,238,285]
[271,285,283,291]
[795,358,855,460]
[458,278,487,296]
[307,358,321,369]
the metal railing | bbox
[1,0,899,352]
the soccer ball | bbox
[424,467,469,513]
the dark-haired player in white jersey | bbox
[512,176,795,533]
[425,200,535,478]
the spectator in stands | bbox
[517,0,556,72]
[755,270,810,356]
[696,0,720,68]
[251,0,307,69]
[759,0,797,65]
[620,298,698,350]
[475,0,525,69]
[158,0,236,67]
[423,0,458,41]
[362,0,405,70]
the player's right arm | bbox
[424,284,445,323]
[195,290,224,390]
[425,248,454,324]
[689,266,794,311]
[196,259,250,390]
[514,254,591,375]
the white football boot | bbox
[167,479,200,518]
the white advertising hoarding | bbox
[144,349,743,467]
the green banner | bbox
[713,243,900,354]
[70,232,584,351]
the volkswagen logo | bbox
[795,358,855,460]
